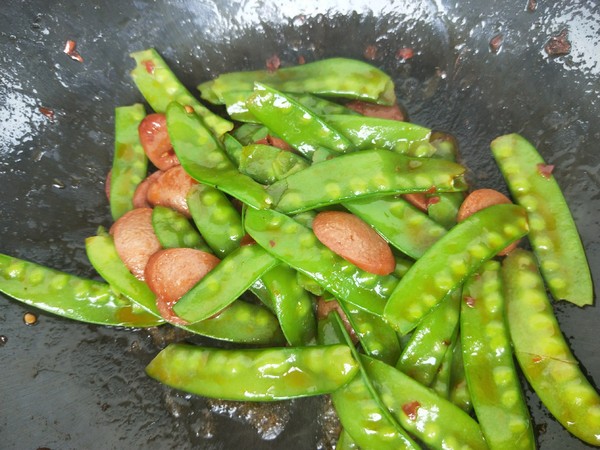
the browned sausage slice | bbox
[146,165,197,217]
[111,208,162,280]
[138,113,180,171]
[402,193,429,212]
[312,210,396,276]
[345,100,407,121]
[132,170,163,209]
[457,188,518,255]
[145,248,220,324]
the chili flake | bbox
[537,163,555,179]
[402,401,421,420]
[63,39,84,62]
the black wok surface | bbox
[1,0,598,448]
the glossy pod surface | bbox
[146,343,359,401]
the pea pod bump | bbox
[146,343,358,401]
[384,203,529,334]
[491,133,592,306]
[0,253,161,328]
[503,249,600,446]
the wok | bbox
[1,0,599,448]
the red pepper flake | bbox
[266,54,281,73]
[364,45,378,60]
[464,296,476,308]
[143,59,155,74]
[425,185,437,195]
[489,34,503,54]
[63,39,84,62]
[527,0,537,12]
[537,163,555,178]
[395,47,414,61]
[269,240,276,247]
[427,195,440,206]
[544,29,571,57]
[297,55,306,65]
[402,401,421,420]
[39,106,55,121]
[532,355,543,363]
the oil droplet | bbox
[23,312,38,326]
[0,335,7,346]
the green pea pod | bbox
[461,260,535,450]
[85,235,284,344]
[344,196,447,259]
[173,245,279,323]
[502,249,600,446]
[267,149,467,214]
[186,184,244,258]
[261,265,316,346]
[245,207,396,316]
[166,102,273,210]
[146,343,359,401]
[430,332,456,399]
[336,300,401,365]
[449,333,472,413]
[491,133,593,306]
[130,48,232,137]
[198,57,396,105]
[296,271,325,296]
[337,430,361,450]
[222,133,244,166]
[230,123,269,145]
[0,253,161,328]
[151,205,212,252]
[324,115,431,154]
[239,144,309,185]
[246,83,353,158]
[222,91,357,123]
[384,203,529,334]
[396,289,460,386]
[362,355,488,450]
[110,104,148,221]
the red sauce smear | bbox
[143,59,155,74]
[63,39,84,62]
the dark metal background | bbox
[0,0,598,448]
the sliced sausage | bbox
[111,208,162,280]
[138,113,180,171]
[312,211,395,276]
[132,170,163,209]
[457,188,518,255]
[316,297,358,343]
[145,248,220,324]
[402,193,429,212]
[345,100,407,122]
[254,134,293,152]
[146,165,197,217]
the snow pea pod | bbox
[430,332,455,399]
[173,244,279,323]
[222,133,244,166]
[85,235,284,344]
[222,91,357,123]
[324,114,431,154]
[130,48,232,137]
[145,343,359,401]
[363,355,488,450]
[344,196,446,259]
[239,144,309,185]
[267,149,467,214]
[491,133,592,306]
[261,264,316,346]
[0,253,160,328]
[502,249,600,446]
[246,83,353,158]
[166,102,272,210]
[461,260,535,450]
[230,123,269,145]
[151,205,212,252]
[449,333,472,413]
[186,184,244,258]
[396,290,460,386]
[110,104,148,221]
[245,207,397,316]
[384,203,529,334]
[198,57,396,105]
[337,430,360,450]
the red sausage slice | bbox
[146,165,197,217]
[138,113,180,171]
[345,100,407,122]
[312,211,396,276]
[254,134,293,152]
[457,188,519,255]
[132,170,163,209]
[145,248,220,324]
[402,193,429,212]
[111,208,162,280]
